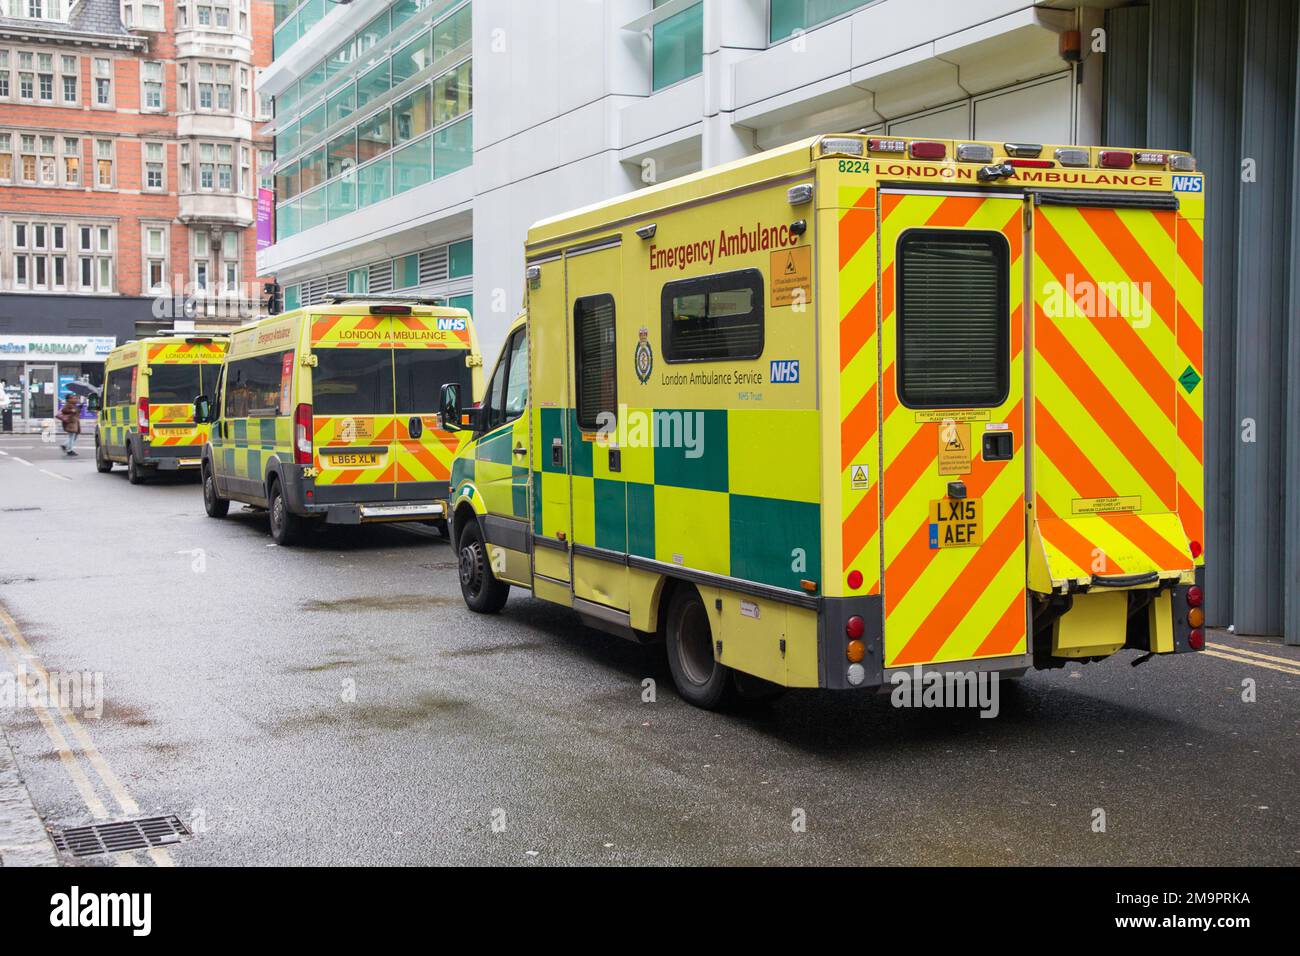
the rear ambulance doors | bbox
[1028,193,1196,588]
[877,190,1028,670]
[145,339,226,458]
[309,310,472,506]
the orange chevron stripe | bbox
[892,503,1024,665]
[842,486,879,568]
[840,380,877,470]
[883,520,937,610]
[839,284,876,370]
[311,315,344,341]
[1176,218,1204,284]
[1037,499,1125,576]
[1176,301,1203,371]
[880,262,896,328]
[839,206,877,269]
[1077,207,1177,333]
[881,363,897,420]
[1034,311,1176,507]
[923,195,985,229]
[1034,400,1119,502]
[972,590,1028,657]
[882,425,935,517]
[1035,217,1176,420]
[1100,512,1190,572]
[1180,497,1204,549]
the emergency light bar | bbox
[819,137,865,157]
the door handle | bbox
[409,416,424,439]
[513,446,527,456]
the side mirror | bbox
[439,383,463,432]
[193,395,213,425]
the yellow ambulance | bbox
[194,298,482,545]
[96,335,229,483]
[441,133,1207,709]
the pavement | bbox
[0,430,1297,866]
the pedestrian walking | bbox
[57,393,82,456]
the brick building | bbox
[0,0,272,430]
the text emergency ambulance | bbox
[193,299,483,545]
[440,134,1207,709]
[96,335,229,483]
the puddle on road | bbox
[285,659,358,673]
[268,693,485,735]
[299,595,459,613]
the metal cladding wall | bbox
[1104,0,1300,643]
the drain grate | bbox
[52,815,190,858]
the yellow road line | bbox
[0,603,175,866]
[1201,648,1300,676]
[1206,641,1300,668]
[0,635,110,820]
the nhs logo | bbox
[1172,175,1202,193]
[437,317,468,331]
[770,359,800,383]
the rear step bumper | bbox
[323,501,448,524]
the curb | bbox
[0,728,59,867]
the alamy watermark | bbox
[889,665,1000,719]
[0,667,104,719]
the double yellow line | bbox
[1204,641,1300,676]
[0,603,174,866]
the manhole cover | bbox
[52,815,190,858]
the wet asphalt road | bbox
[0,431,1296,866]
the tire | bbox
[268,479,303,546]
[457,520,510,613]
[203,466,230,518]
[126,449,146,485]
[433,518,450,539]
[664,584,733,710]
[94,440,112,473]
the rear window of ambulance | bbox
[394,349,471,412]
[148,365,212,404]
[312,348,394,416]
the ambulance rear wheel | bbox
[203,466,229,518]
[665,585,733,710]
[458,521,509,614]
[268,480,303,546]
[126,450,146,485]
[95,440,112,473]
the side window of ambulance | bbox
[897,230,1009,409]
[503,329,528,421]
[224,352,289,418]
[574,294,616,430]
[661,269,764,363]
[106,368,134,406]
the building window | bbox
[897,230,1010,408]
[0,132,11,180]
[144,225,168,293]
[661,269,765,363]
[144,141,165,190]
[652,0,703,92]
[192,229,210,290]
[257,148,273,189]
[141,61,163,111]
[62,136,79,185]
[93,57,112,106]
[60,54,77,103]
[0,51,10,98]
[769,0,872,43]
[95,138,113,187]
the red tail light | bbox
[1188,628,1205,650]
[1189,539,1203,559]
[294,403,313,465]
[845,615,865,639]
[846,570,863,591]
[1099,150,1134,168]
[1008,159,1054,168]
[137,396,150,436]
[1186,586,1203,607]
[908,141,946,160]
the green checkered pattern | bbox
[532,407,822,591]
[212,417,293,482]
[98,404,134,452]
